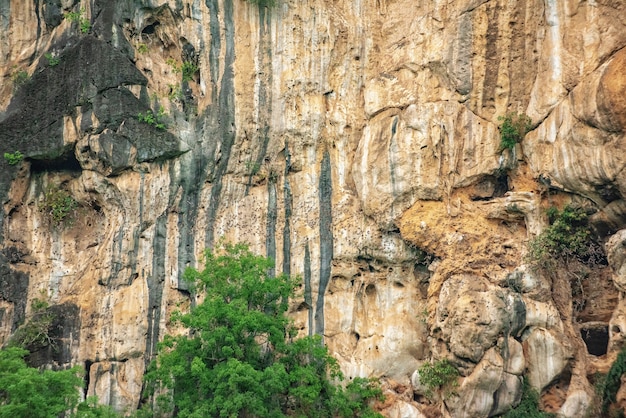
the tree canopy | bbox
[0,346,115,418]
[0,346,82,417]
[145,242,383,417]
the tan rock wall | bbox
[0,0,625,416]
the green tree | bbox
[145,242,382,417]
[0,346,83,417]
[0,347,119,417]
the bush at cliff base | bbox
[143,242,383,417]
[0,346,117,417]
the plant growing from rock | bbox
[64,8,90,34]
[498,111,532,150]
[7,297,55,350]
[417,359,459,399]
[4,151,23,166]
[526,205,603,270]
[181,61,198,82]
[502,378,555,418]
[137,106,167,130]
[136,43,148,54]
[599,348,626,416]
[40,185,79,227]
[526,205,606,317]
[44,52,60,67]
[166,58,198,82]
[10,68,29,92]
[167,84,183,102]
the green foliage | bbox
[138,107,167,130]
[73,396,119,418]
[0,348,118,417]
[181,61,198,82]
[145,242,383,417]
[10,69,29,92]
[137,43,148,54]
[502,378,554,418]
[64,8,90,33]
[3,151,23,166]
[40,185,79,226]
[80,19,91,34]
[64,9,82,22]
[0,347,83,417]
[7,298,54,350]
[332,377,385,418]
[527,205,598,270]
[417,359,459,398]
[167,84,183,101]
[600,349,626,415]
[498,112,532,150]
[166,59,198,82]
[44,52,60,67]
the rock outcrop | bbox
[0,0,625,416]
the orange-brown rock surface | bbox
[0,0,625,416]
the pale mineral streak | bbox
[0,0,625,416]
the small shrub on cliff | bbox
[3,151,23,166]
[10,69,29,92]
[181,61,198,82]
[45,52,60,67]
[527,205,603,270]
[166,59,198,82]
[64,8,90,34]
[417,359,459,398]
[136,43,148,54]
[599,348,626,415]
[40,185,79,226]
[137,107,167,130]
[502,378,555,418]
[498,112,532,150]
[144,242,383,417]
[7,298,55,350]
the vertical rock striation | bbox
[0,0,625,416]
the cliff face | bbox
[0,0,625,416]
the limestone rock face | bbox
[436,276,522,364]
[0,0,625,416]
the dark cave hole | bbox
[493,173,509,197]
[141,21,160,35]
[365,284,376,296]
[84,360,93,398]
[581,325,609,356]
[30,152,82,173]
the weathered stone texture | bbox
[0,0,625,416]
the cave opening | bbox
[581,325,609,356]
[141,21,160,35]
[30,151,82,173]
[84,360,93,398]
